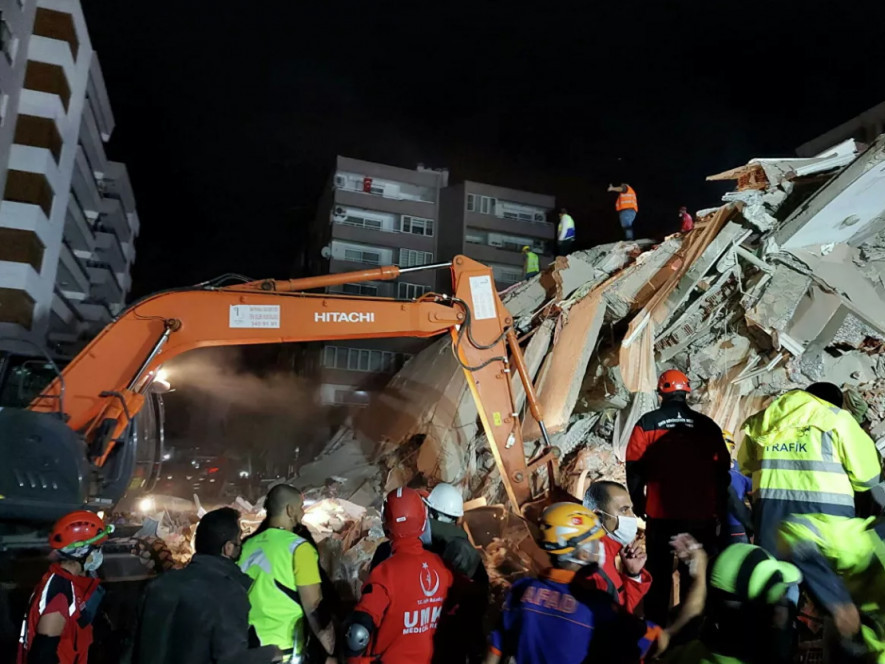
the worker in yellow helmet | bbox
[521,246,540,279]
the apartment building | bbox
[307,156,449,406]
[439,181,555,288]
[0,0,139,359]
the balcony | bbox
[74,300,112,325]
[71,147,102,217]
[3,168,54,219]
[32,8,79,62]
[331,222,434,252]
[87,262,123,306]
[49,290,84,345]
[0,227,44,274]
[335,188,435,221]
[56,241,89,298]
[94,230,126,274]
[464,243,525,268]
[0,260,42,301]
[79,101,108,178]
[463,210,555,239]
[14,114,63,165]
[23,59,70,113]
[63,196,96,254]
[0,285,36,330]
[98,196,131,242]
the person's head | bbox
[49,510,113,575]
[521,245,531,254]
[559,207,568,217]
[265,483,304,530]
[704,544,802,661]
[582,481,638,545]
[657,369,690,403]
[383,487,428,540]
[538,503,605,571]
[679,206,687,213]
[425,483,464,523]
[194,507,242,560]
[805,382,843,409]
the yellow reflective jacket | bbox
[739,390,882,551]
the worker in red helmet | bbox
[625,369,731,626]
[343,487,454,664]
[18,510,114,664]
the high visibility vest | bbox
[615,186,638,211]
[524,251,539,275]
[239,528,309,652]
[739,391,882,523]
[558,214,575,241]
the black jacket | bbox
[132,554,276,664]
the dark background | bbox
[81,1,885,298]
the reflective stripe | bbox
[820,430,834,461]
[782,514,823,539]
[756,489,855,507]
[760,459,845,473]
[856,474,883,489]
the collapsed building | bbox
[293,134,885,597]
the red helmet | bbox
[658,369,691,394]
[383,487,427,540]
[49,510,110,553]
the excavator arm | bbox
[29,256,553,512]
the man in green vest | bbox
[239,485,335,664]
[522,246,540,279]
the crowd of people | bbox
[14,371,885,664]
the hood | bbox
[742,390,841,447]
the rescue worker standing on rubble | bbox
[679,206,694,233]
[557,208,576,255]
[723,432,754,546]
[239,484,336,664]
[521,245,540,279]
[608,183,639,240]
[485,503,708,664]
[738,382,883,557]
[17,510,112,664]
[583,480,653,613]
[343,487,453,664]
[626,369,731,626]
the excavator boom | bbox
[26,256,552,512]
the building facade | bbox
[0,0,138,359]
[438,181,555,288]
[307,156,449,406]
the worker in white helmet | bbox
[370,483,489,663]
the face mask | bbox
[84,548,103,572]
[562,539,605,568]
[610,515,639,546]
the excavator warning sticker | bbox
[229,305,281,329]
[468,275,496,320]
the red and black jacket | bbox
[626,399,731,522]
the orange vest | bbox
[615,186,638,211]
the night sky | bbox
[82,1,885,298]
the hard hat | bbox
[710,543,802,604]
[658,369,691,394]
[383,487,427,540]
[538,502,604,555]
[425,483,464,519]
[521,245,531,253]
[723,430,735,450]
[49,510,113,556]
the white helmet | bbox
[425,483,464,520]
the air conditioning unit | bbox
[334,175,346,188]
[332,206,347,221]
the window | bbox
[4,169,55,217]
[0,287,35,329]
[399,249,433,267]
[467,194,497,215]
[0,228,45,271]
[397,282,430,299]
[14,114,64,164]
[333,389,370,407]
[489,232,546,253]
[491,264,523,287]
[344,247,382,265]
[1,15,18,64]
[330,282,379,296]
[465,229,485,245]
[322,346,412,374]
[466,194,475,212]
[400,215,434,237]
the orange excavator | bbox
[0,256,557,528]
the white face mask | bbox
[562,539,606,568]
[84,548,103,572]
[601,511,639,546]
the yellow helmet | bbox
[723,430,735,451]
[522,245,531,253]
[538,502,604,555]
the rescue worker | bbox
[485,503,708,664]
[723,431,753,546]
[778,513,885,662]
[521,245,540,279]
[582,480,653,613]
[370,483,489,664]
[557,208,575,255]
[133,507,280,664]
[608,183,638,240]
[679,206,694,233]
[239,484,335,663]
[738,382,882,556]
[663,543,802,664]
[18,511,112,664]
[626,369,731,626]
[343,487,454,664]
